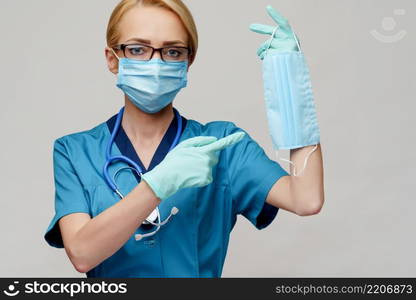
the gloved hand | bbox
[249,5,300,60]
[141,132,246,201]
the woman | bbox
[44,0,324,278]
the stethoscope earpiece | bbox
[134,206,180,241]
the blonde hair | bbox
[106,0,198,64]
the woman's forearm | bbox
[289,144,325,216]
[70,181,160,273]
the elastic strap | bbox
[275,144,318,177]
[265,26,280,56]
[292,32,302,53]
[265,26,303,56]
[111,48,120,60]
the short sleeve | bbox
[44,138,91,248]
[225,123,289,229]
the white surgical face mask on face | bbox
[112,49,188,114]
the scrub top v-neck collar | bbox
[106,108,188,183]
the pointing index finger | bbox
[201,132,246,153]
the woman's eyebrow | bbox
[125,38,151,44]
[162,40,187,46]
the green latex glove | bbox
[249,5,300,60]
[141,132,246,201]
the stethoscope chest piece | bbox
[143,208,159,224]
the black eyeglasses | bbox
[113,44,191,62]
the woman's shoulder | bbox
[186,119,244,137]
[54,119,109,149]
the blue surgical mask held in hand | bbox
[112,49,188,114]
[250,6,320,176]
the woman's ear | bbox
[105,47,119,74]
[187,58,193,71]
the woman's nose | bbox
[151,49,163,60]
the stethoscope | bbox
[103,106,181,241]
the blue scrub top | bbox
[44,108,289,278]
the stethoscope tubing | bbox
[102,106,182,235]
[103,106,182,196]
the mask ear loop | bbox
[265,25,303,56]
[111,48,120,60]
[292,32,302,53]
[275,144,318,177]
[265,26,279,57]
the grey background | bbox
[0,0,414,277]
